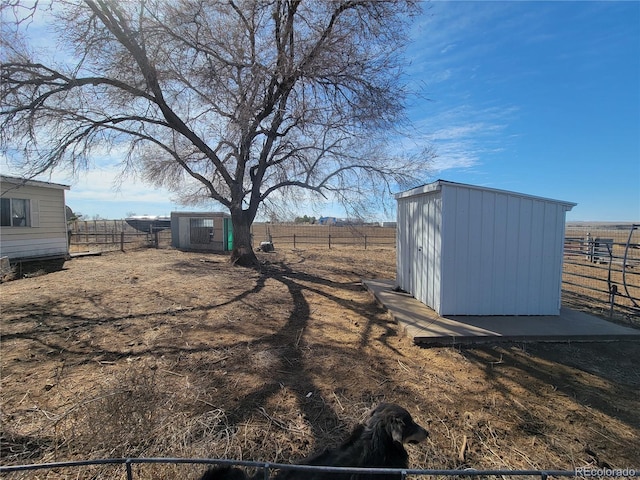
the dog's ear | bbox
[387,415,405,444]
[367,403,406,444]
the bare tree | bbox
[1,0,432,265]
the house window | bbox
[0,198,31,227]
[190,218,214,244]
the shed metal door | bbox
[416,193,442,313]
[397,192,443,313]
[190,218,214,244]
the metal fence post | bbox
[609,284,618,318]
[126,459,133,480]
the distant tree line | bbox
[294,215,317,224]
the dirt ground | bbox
[1,246,639,479]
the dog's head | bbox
[366,403,428,446]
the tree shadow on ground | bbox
[1,252,402,466]
[459,342,640,467]
[210,259,401,457]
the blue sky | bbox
[4,1,639,222]
[404,1,639,222]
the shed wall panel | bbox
[395,200,405,289]
[414,195,425,305]
[409,198,419,299]
[514,198,533,313]
[502,194,522,313]
[396,195,416,296]
[441,185,568,315]
[490,194,509,313]
[425,194,442,310]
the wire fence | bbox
[251,222,397,249]
[69,219,171,252]
[66,221,639,323]
[3,456,630,479]
[563,226,640,323]
[67,221,397,252]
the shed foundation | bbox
[363,279,640,345]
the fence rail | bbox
[69,220,171,252]
[2,457,621,479]
[70,231,155,251]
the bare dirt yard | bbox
[1,246,639,479]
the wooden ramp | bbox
[363,279,640,346]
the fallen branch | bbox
[459,434,468,461]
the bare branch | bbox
[1,0,430,265]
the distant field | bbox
[251,222,396,248]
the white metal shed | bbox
[170,212,233,252]
[395,180,576,316]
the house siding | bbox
[0,177,69,261]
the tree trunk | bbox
[229,210,258,267]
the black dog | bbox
[199,403,428,480]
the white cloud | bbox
[405,102,516,175]
[1,155,185,218]
[62,165,233,218]
[404,3,523,178]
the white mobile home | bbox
[0,175,70,262]
[395,180,576,316]
[171,212,233,252]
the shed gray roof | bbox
[395,179,576,208]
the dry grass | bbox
[1,246,639,479]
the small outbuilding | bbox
[1,175,70,263]
[170,212,233,252]
[395,180,576,316]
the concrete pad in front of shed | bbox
[363,279,640,345]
